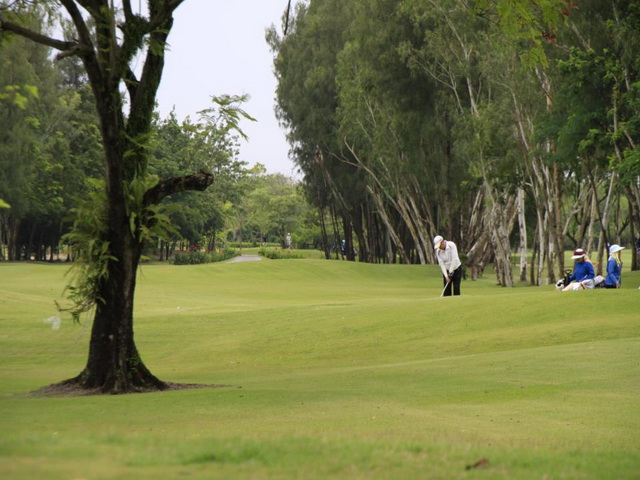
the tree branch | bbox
[120,0,185,48]
[284,0,292,35]
[59,0,95,55]
[143,172,215,207]
[147,0,186,32]
[123,0,134,21]
[0,19,75,51]
[75,0,100,11]
[55,43,92,60]
[124,67,139,99]
[128,1,185,133]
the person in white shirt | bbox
[433,235,462,296]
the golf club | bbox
[440,279,451,297]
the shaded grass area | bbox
[0,260,639,479]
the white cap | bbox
[609,244,625,254]
[433,235,443,250]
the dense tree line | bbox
[0,19,314,263]
[268,0,640,284]
[0,11,103,261]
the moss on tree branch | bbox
[143,172,215,207]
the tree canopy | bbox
[269,0,640,280]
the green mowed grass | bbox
[1,259,639,479]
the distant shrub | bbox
[209,250,238,262]
[228,241,280,249]
[258,247,303,259]
[172,251,208,265]
[171,249,238,265]
[228,241,256,249]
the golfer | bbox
[605,244,625,288]
[562,248,595,291]
[433,235,462,296]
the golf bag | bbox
[556,269,573,290]
[557,270,605,291]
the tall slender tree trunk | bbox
[4,215,20,261]
[585,193,596,255]
[536,211,546,285]
[627,186,639,270]
[517,187,528,282]
[318,205,331,260]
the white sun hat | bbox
[609,244,625,254]
[571,248,587,259]
[433,235,443,249]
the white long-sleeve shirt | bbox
[436,241,461,277]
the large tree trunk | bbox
[483,181,517,287]
[66,184,164,392]
[60,171,213,393]
[70,250,166,393]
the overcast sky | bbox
[156,0,297,177]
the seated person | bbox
[562,248,595,291]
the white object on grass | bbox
[43,315,62,330]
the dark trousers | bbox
[443,267,462,296]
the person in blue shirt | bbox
[605,244,625,289]
[562,248,595,291]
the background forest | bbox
[1,0,639,287]
[268,0,640,285]
[0,9,317,263]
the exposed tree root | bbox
[30,378,232,397]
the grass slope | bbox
[1,260,639,479]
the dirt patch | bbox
[30,381,234,397]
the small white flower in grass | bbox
[43,315,62,330]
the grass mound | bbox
[1,260,638,479]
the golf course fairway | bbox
[1,258,638,479]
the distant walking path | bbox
[229,254,263,263]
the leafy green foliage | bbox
[197,94,256,141]
[474,0,567,68]
[149,96,257,251]
[56,180,113,322]
[241,173,313,245]
[0,84,39,109]
[258,247,304,259]
[171,248,238,265]
[0,17,104,262]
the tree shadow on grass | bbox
[30,381,234,397]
